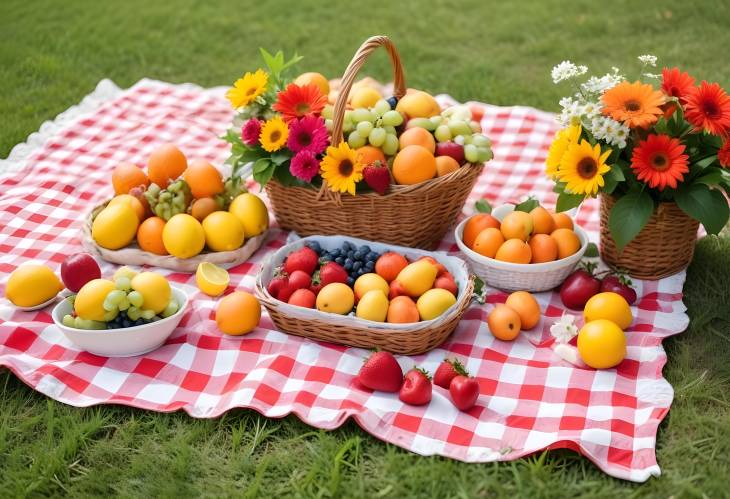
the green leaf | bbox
[674,183,730,235]
[475,199,492,214]
[273,164,311,188]
[695,154,718,169]
[271,150,291,166]
[514,197,539,213]
[252,160,276,189]
[694,168,724,187]
[602,164,625,195]
[584,242,599,258]
[556,191,584,212]
[608,190,654,251]
[252,158,271,174]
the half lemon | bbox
[196,262,229,297]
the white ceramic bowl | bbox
[51,286,188,357]
[455,204,589,292]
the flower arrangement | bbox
[547,56,730,250]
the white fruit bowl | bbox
[51,286,188,357]
[454,204,589,292]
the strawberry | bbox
[362,161,391,195]
[433,274,458,296]
[277,282,296,303]
[284,246,319,275]
[399,367,432,406]
[288,288,316,308]
[449,375,480,411]
[433,358,468,389]
[288,270,311,291]
[309,282,324,296]
[267,275,289,298]
[319,261,348,286]
[357,351,403,392]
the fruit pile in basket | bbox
[92,143,268,258]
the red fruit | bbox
[449,375,480,411]
[267,275,288,298]
[388,280,408,300]
[433,274,458,296]
[399,367,432,406]
[560,268,601,310]
[284,247,319,275]
[600,274,637,305]
[309,283,324,296]
[288,288,316,308]
[319,261,348,286]
[288,270,311,291]
[357,351,403,393]
[60,253,101,293]
[433,358,468,389]
[417,256,448,276]
[469,104,485,123]
[435,142,465,165]
[277,283,295,303]
[362,162,391,195]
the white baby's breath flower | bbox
[558,97,585,127]
[581,101,600,119]
[638,54,658,67]
[643,72,661,79]
[551,315,579,344]
[552,61,588,84]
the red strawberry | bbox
[433,358,468,389]
[267,275,289,298]
[362,162,391,195]
[433,274,458,296]
[319,261,348,286]
[449,375,479,411]
[284,246,319,275]
[288,270,311,291]
[309,282,324,296]
[399,367,432,406]
[288,288,316,308]
[357,351,403,392]
[277,283,295,303]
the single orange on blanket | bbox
[147,143,187,188]
[112,162,149,195]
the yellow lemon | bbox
[202,211,245,252]
[416,288,456,321]
[215,291,260,335]
[162,214,205,259]
[92,203,139,250]
[355,290,389,322]
[228,193,269,238]
[5,264,63,307]
[353,273,389,301]
[584,292,633,330]
[577,319,627,369]
[196,262,229,297]
[316,283,354,315]
[350,86,382,109]
[131,272,171,314]
[395,260,438,297]
[74,278,116,321]
[294,72,330,97]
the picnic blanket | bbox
[0,79,689,482]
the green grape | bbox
[159,191,172,203]
[343,110,353,123]
[382,134,399,156]
[462,134,474,145]
[464,144,479,163]
[65,295,76,306]
[75,317,106,330]
[141,309,156,320]
[381,110,404,127]
[407,118,436,131]
[469,121,481,133]
[103,298,117,312]
[161,300,179,318]
[454,135,466,145]
[115,276,131,291]
[368,128,387,147]
[471,134,491,148]
[325,119,333,132]
[449,105,472,121]
[356,121,374,137]
[476,147,493,162]
[322,105,334,120]
[127,291,144,308]
[448,120,472,136]
[146,179,191,221]
[434,125,452,142]
[62,314,75,327]
[343,120,354,133]
[107,290,126,305]
[118,297,130,311]
[374,99,391,116]
[351,108,374,123]
[347,131,366,149]
[429,115,444,127]
[127,307,141,321]
[103,310,118,322]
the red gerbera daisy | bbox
[684,81,730,136]
[272,83,327,122]
[719,140,730,168]
[661,67,695,103]
[631,134,689,191]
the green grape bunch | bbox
[144,179,192,221]
[214,176,246,210]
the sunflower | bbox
[631,134,688,190]
[558,139,612,196]
[259,117,289,152]
[546,125,582,179]
[684,81,730,137]
[273,83,328,122]
[320,142,364,195]
[601,81,665,129]
[226,69,268,109]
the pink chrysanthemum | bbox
[289,150,321,182]
[241,119,262,146]
[286,115,329,154]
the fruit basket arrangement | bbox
[223,36,493,249]
[82,144,270,272]
[255,235,474,355]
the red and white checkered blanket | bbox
[0,80,688,482]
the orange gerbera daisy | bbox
[661,67,695,103]
[631,134,688,191]
[601,81,665,129]
[272,83,327,122]
[719,140,730,168]
[684,81,730,137]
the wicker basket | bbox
[599,194,699,280]
[255,235,474,355]
[265,35,485,250]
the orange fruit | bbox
[577,319,626,369]
[530,206,555,235]
[108,194,146,223]
[551,228,581,259]
[487,304,521,341]
[528,234,558,263]
[356,145,386,166]
[505,291,541,330]
[386,295,420,324]
[215,291,261,335]
[472,228,504,258]
[500,211,533,241]
[398,127,436,153]
[190,197,221,221]
[552,212,574,231]
[462,214,500,249]
[147,143,187,188]
[294,72,329,97]
[375,252,409,282]
[112,162,149,195]
[494,239,532,264]
[136,216,168,255]
[183,159,224,199]
[392,145,436,185]
[435,156,460,177]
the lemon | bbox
[131,272,171,314]
[202,211,245,252]
[355,290,389,322]
[316,283,354,315]
[353,273,389,301]
[395,260,438,297]
[74,278,116,320]
[196,262,229,297]
[92,204,139,250]
[577,319,627,369]
[416,288,457,321]
[162,214,205,259]
[5,264,63,307]
[584,292,633,330]
[229,193,269,238]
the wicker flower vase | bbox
[599,194,699,280]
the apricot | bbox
[530,206,555,235]
[392,145,436,185]
[387,296,420,324]
[472,228,504,258]
[356,145,386,166]
[552,212,574,231]
[528,234,559,263]
[487,304,521,341]
[435,156,460,177]
[395,90,441,118]
[463,214,500,249]
[399,127,436,153]
[551,228,581,259]
[494,239,532,264]
[500,211,533,241]
[505,291,541,330]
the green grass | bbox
[2,0,730,496]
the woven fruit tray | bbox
[255,235,474,355]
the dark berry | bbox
[352,261,362,271]
[343,242,354,251]
[331,248,341,258]
[335,256,345,265]
[357,268,366,277]
[387,96,398,109]
[122,319,132,328]
[346,276,355,287]
[360,245,371,254]
[321,254,332,263]
[306,241,322,254]
[347,250,355,259]
[344,259,353,271]
[365,260,375,271]
[367,251,379,262]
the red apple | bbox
[61,253,101,292]
[435,142,465,164]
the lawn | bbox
[2,0,730,496]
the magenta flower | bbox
[241,119,262,146]
[289,150,321,182]
[286,115,329,154]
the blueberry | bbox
[335,256,345,265]
[346,276,355,287]
[387,96,398,109]
[343,242,354,251]
[367,251,379,262]
[352,261,362,271]
[360,245,371,254]
[365,260,375,271]
[331,248,341,258]
[122,319,132,328]
[107,323,116,330]
[344,258,354,270]
[357,268,366,276]
[354,250,365,260]
[347,250,355,259]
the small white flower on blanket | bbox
[550,314,579,344]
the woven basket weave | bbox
[265,35,485,250]
[599,194,699,280]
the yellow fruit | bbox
[216,291,261,335]
[108,194,146,223]
[202,211,245,252]
[353,273,389,301]
[92,204,139,250]
[505,291,541,330]
[395,90,441,118]
[74,279,116,321]
[487,304,521,341]
[5,264,63,307]
[131,272,171,314]
[529,206,555,235]
[356,290,389,322]
[162,214,205,259]
[316,283,354,315]
[350,87,382,109]
[395,260,438,297]
[113,266,138,281]
[294,72,330,97]
[195,262,229,297]
[416,288,456,321]
[577,319,627,369]
[583,292,633,330]
[229,193,269,238]
[500,211,533,241]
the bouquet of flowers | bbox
[546,55,730,251]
